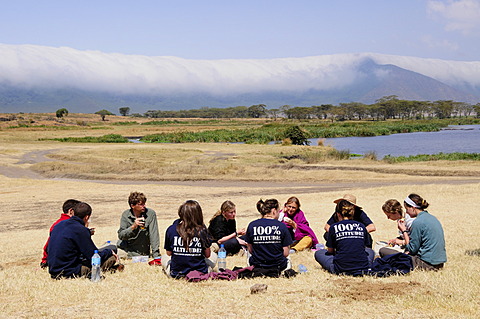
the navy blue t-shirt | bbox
[164,219,211,278]
[326,207,373,226]
[245,218,293,270]
[326,219,370,275]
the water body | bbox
[322,125,480,158]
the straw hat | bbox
[333,194,361,208]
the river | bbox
[322,124,480,158]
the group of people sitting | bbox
[41,191,447,280]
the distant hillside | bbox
[0,44,479,113]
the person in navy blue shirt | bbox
[315,199,375,276]
[245,199,293,271]
[47,202,118,279]
[323,194,376,248]
[163,200,216,278]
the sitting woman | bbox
[245,199,293,273]
[385,194,447,271]
[208,200,246,255]
[279,196,318,252]
[163,200,217,278]
[323,194,376,248]
[315,199,375,276]
[378,199,415,257]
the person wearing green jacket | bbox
[398,193,447,270]
[117,192,161,263]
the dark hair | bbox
[177,200,207,250]
[382,199,403,217]
[210,200,235,223]
[285,196,301,212]
[128,192,147,206]
[73,202,92,219]
[256,199,279,216]
[62,199,81,214]
[405,193,429,210]
[335,200,355,219]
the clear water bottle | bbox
[217,244,227,271]
[91,250,101,282]
[298,264,307,273]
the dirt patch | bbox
[327,279,421,302]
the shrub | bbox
[284,125,310,145]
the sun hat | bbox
[333,194,361,208]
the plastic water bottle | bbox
[217,244,227,271]
[91,250,101,282]
[298,264,307,273]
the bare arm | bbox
[217,232,237,244]
[204,247,211,258]
[283,246,290,257]
[366,223,376,233]
[324,223,330,232]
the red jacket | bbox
[41,213,71,264]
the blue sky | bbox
[1,0,479,61]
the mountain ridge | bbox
[0,44,479,113]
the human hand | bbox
[237,228,246,236]
[397,219,406,232]
[133,217,145,229]
[284,218,296,228]
[237,238,247,246]
[89,228,96,235]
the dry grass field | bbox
[0,114,479,318]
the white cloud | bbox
[370,53,480,87]
[0,44,366,96]
[428,0,480,34]
[0,44,479,97]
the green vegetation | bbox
[56,108,69,118]
[141,120,182,125]
[140,119,478,143]
[95,109,114,121]
[111,121,139,126]
[284,125,310,145]
[384,152,480,163]
[141,126,282,144]
[119,107,130,116]
[50,134,129,143]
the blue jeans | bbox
[314,248,375,274]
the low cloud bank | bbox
[0,44,479,96]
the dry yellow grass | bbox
[0,116,479,318]
[1,178,479,318]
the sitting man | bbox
[47,202,118,279]
[40,199,80,268]
[117,192,161,263]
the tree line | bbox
[136,96,480,121]
[53,95,480,121]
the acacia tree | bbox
[473,103,480,118]
[119,107,130,116]
[247,104,267,118]
[267,108,280,120]
[56,108,69,119]
[95,109,114,121]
